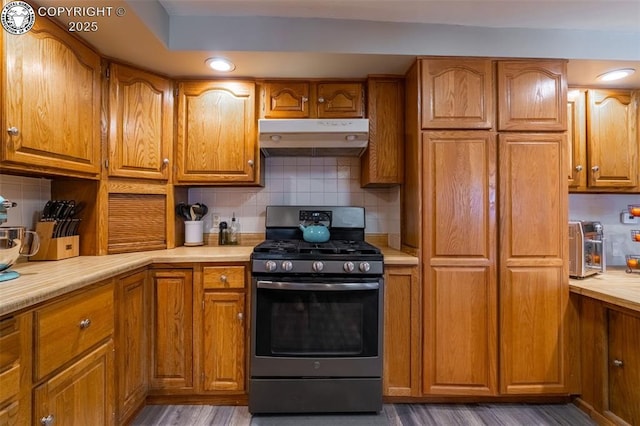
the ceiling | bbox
[34,0,640,87]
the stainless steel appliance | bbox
[569,221,606,278]
[249,206,384,414]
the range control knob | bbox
[312,261,324,272]
[343,261,355,273]
[359,262,371,272]
[282,260,294,272]
[265,260,277,272]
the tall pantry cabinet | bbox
[403,57,570,396]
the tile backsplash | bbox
[0,174,51,229]
[569,194,640,266]
[188,157,402,248]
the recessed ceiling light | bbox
[205,57,235,72]
[596,68,635,82]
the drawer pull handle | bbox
[41,414,54,425]
[220,274,228,283]
[79,318,91,329]
[613,359,623,367]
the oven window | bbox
[255,288,379,357]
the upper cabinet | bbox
[108,63,173,181]
[1,16,101,178]
[361,77,404,187]
[261,80,365,118]
[420,58,494,129]
[497,60,567,131]
[175,80,260,185]
[568,88,638,191]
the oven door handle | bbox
[256,280,379,291]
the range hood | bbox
[258,118,369,157]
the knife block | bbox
[29,221,80,261]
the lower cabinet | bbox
[199,265,247,393]
[383,265,420,396]
[115,270,148,423]
[0,313,31,426]
[575,294,640,425]
[149,268,194,391]
[34,342,115,426]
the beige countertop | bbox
[570,268,640,313]
[0,245,418,317]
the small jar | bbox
[218,221,228,245]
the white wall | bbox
[188,157,402,248]
[0,175,51,230]
[569,194,640,266]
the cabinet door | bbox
[176,81,258,184]
[34,342,115,426]
[587,89,639,188]
[150,269,193,390]
[567,89,587,188]
[421,58,494,129]
[361,77,404,187]
[115,270,147,423]
[2,16,101,177]
[263,82,310,118]
[202,292,245,392]
[0,314,31,426]
[499,133,568,394]
[422,131,497,396]
[383,266,420,397]
[608,310,640,426]
[316,82,364,118]
[108,63,173,180]
[497,60,567,131]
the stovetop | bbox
[253,239,381,256]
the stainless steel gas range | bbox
[249,206,384,414]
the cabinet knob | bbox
[163,158,169,165]
[592,165,600,172]
[575,165,583,172]
[40,415,54,425]
[317,97,325,104]
[79,318,91,329]
[220,274,227,283]
[301,96,308,103]
[237,312,244,321]
[7,127,19,136]
[248,159,254,167]
[613,359,624,367]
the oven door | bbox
[251,278,383,378]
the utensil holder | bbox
[184,220,204,246]
[29,221,79,261]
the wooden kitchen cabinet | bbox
[420,58,494,129]
[574,294,640,425]
[32,280,115,425]
[498,133,569,394]
[198,265,247,393]
[34,341,115,426]
[361,77,404,187]
[149,268,194,391]
[607,309,640,425]
[1,15,101,178]
[421,131,498,396]
[262,80,365,118]
[107,63,173,181]
[497,60,567,131]
[383,265,420,397]
[175,80,260,185]
[0,314,31,426]
[115,270,148,424]
[567,88,638,191]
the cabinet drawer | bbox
[35,283,114,380]
[0,317,19,371]
[203,266,245,289]
[0,364,20,404]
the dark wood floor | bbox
[131,403,596,425]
